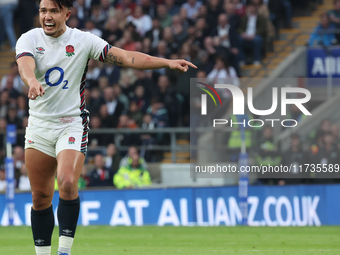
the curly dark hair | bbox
[36,0,73,9]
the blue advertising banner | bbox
[307,48,340,79]
[0,185,339,226]
[6,124,16,145]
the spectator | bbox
[73,0,90,26]
[119,146,148,169]
[0,167,6,191]
[163,27,180,56]
[118,30,137,51]
[308,13,337,47]
[99,62,121,86]
[279,0,293,28]
[88,88,105,114]
[126,20,142,41]
[78,165,89,189]
[88,154,114,187]
[234,0,246,17]
[0,0,18,50]
[99,104,114,127]
[331,124,340,150]
[329,0,340,26]
[2,74,20,99]
[13,145,24,179]
[98,76,109,91]
[0,91,10,119]
[211,13,240,72]
[102,17,123,45]
[116,0,137,18]
[207,57,240,95]
[18,164,31,191]
[6,104,22,128]
[117,114,139,146]
[133,69,155,97]
[114,153,152,189]
[171,15,188,45]
[117,114,138,129]
[147,98,169,127]
[119,67,137,93]
[267,0,281,39]
[86,59,101,89]
[139,0,154,18]
[126,5,153,36]
[17,0,37,34]
[103,87,124,127]
[0,119,7,148]
[0,62,25,93]
[68,8,81,29]
[252,0,276,51]
[113,84,130,111]
[193,18,209,50]
[140,113,159,161]
[142,37,153,54]
[154,75,177,126]
[312,131,340,165]
[197,4,208,21]
[156,40,169,60]
[281,134,309,185]
[105,143,121,174]
[206,0,223,30]
[88,114,109,146]
[238,2,267,66]
[157,5,173,28]
[90,5,106,29]
[21,117,28,129]
[145,17,163,49]
[179,6,190,29]
[311,119,332,149]
[181,0,202,21]
[141,113,157,131]
[127,101,144,126]
[132,85,149,113]
[165,0,180,16]
[85,19,103,38]
[256,126,281,166]
[100,0,115,20]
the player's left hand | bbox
[169,59,197,73]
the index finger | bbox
[40,86,45,96]
[185,61,197,69]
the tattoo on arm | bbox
[132,58,135,64]
[104,52,123,66]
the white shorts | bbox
[25,112,90,158]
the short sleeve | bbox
[16,32,35,60]
[87,32,112,62]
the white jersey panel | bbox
[16,27,109,128]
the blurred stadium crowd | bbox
[0,0,337,189]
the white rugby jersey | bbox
[16,26,111,128]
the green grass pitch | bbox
[0,226,339,254]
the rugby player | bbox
[16,0,196,254]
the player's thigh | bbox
[55,127,86,196]
[56,150,85,200]
[25,148,57,208]
[55,118,88,192]
[56,149,85,183]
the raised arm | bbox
[17,56,45,100]
[104,46,197,72]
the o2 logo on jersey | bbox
[45,67,69,89]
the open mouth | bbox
[45,22,55,29]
